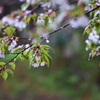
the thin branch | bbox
[49,23,70,35]
[48,5,100,36]
[85,6,100,14]
[5,54,19,65]
[5,44,33,66]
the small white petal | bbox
[22,5,29,11]
[8,40,17,51]
[40,62,45,66]
[85,47,89,51]
[35,56,40,61]
[85,40,91,45]
[18,45,23,48]
[36,18,45,26]
[25,44,30,51]
[0,50,5,58]
[33,63,39,67]
[46,39,49,43]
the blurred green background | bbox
[0,27,100,100]
[0,1,100,100]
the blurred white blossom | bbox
[46,39,49,43]
[2,16,26,30]
[85,28,100,51]
[70,16,89,28]
[26,0,38,4]
[14,18,26,29]
[0,50,5,58]
[41,2,51,8]
[35,56,40,61]
[2,16,14,25]
[49,12,67,30]
[22,5,29,11]
[40,62,45,66]
[8,40,17,51]
[18,45,24,48]
[85,40,91,45]
[94,10,100,17]
[36,17,45,26]
[32,62,39,67]
[25,44,30,51]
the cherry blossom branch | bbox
[48,5,100,36]
[4,44,33,66]
[85,5,100,14]
[3,3,100,68]
[5,53,19,65]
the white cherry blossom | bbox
[0,50,5,58]
[8,40,17,51]
[35,56,40,61]
[70,16,89,28]
[32,62,39,67]
[25,44,30,51]
[40,62,45,66]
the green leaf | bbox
[11,47,21,53]
[24,16,31,23]
[42,54,50,67]
[0,43,9,52]
[0,62,5,66]
[29,56,34,68]
[9,62,16,70]
[41,47,52,60]
[91,51,96,58]
[1,44,8,52]
[27,51,34,59]
[23,51,29,60]
[31,13,37,22]
[43,45,55,52]
[21,3,30,11]
[6,69,14,75]
[2,72,8,81]
[5,26,15,36]
[83,25,92,35]
[19,52,28,61]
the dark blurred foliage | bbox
[0,0,100,100]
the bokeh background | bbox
[0,0,100,100]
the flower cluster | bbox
[70,16,89,28]
[32,56,45,67]
[84,7,100,53]
[85,28,100,51]
[11,44,52,68]
[8,40,17,51]
[2,16,26,30]
[36,13,53,27]
[84,5,100,59]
